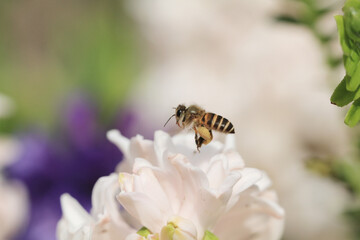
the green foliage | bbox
[334,158,360,239]
[333,160,360,197]
[202,231,219,240]
[330,132,360,239]
[331,0,360,127]
[344,208,360,238]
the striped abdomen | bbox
[200,112,235,133]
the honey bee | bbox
[164,104,235,151]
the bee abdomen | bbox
[201,113,235,134]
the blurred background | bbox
[1,0,360,239]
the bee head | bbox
[163,104,187,128]
[175,104,186,127]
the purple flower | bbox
[6,94,147,240]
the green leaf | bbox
[354,85,360,101]
[202,231,219,240]
[331,76,356,106]
[344,52,359,78]
[350,61,360,91]
[345,98,360,127]
[137,227,152,237]
[343,0,360,42]
[335,15,351,55]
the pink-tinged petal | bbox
[132,167,171,209]
[171,133,224,169]
[154,131,175,161]
[107,130,134,173]
[253,172,272,192]
[232,168,263,195]
[171,156,232,235]
[60,194,93,230]
[91,174,120,219]
[125,233,145,240]
[195,171,241,234]
[117,192,168,233]
[91,174,134,239]
[148,164,184,214]
[161,216,198,240]
[224,134,236,151]
[57,219,91,240]
[107,130,156,172]
[92,216,134,240]
[217,172,242,199]
[57,194,93,240]
[214,189,284,240]
[132,158,154,173]
[128,135,157,166]
[205,153,244,199]
[226,168,264,210]
[224,151,245,170]
[206,154,228,190]
[213,208,284,240]
[169,216,197,238]
[119,173,135,192]
[206,151,245,191]
[107,130,130,159]
[248,192,285,219]
[121,161,172,210]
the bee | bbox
[164,104,235,151]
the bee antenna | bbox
[164,114,176,127]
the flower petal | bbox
[107,130,130,160]
[57,194,93,240]
[117,192,167,233]
[60,194,93,230]
[91,174,134,238]
[171,155,228,235]
[213,190,284,240]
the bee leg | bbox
[197,127,213,145]
[197,137,205,152]
[193,129,201,152]
[193,126,202,152]
[195,127,213,152]
[195,134,205,152]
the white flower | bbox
[57,174,134,240]
[57,130,284,240]
[114,130,284,239]
[123,0,352,239]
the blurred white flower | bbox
[57,130,284,240]
[0,93,28,240]
[123,0,352,239]
[0,176,28,240]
